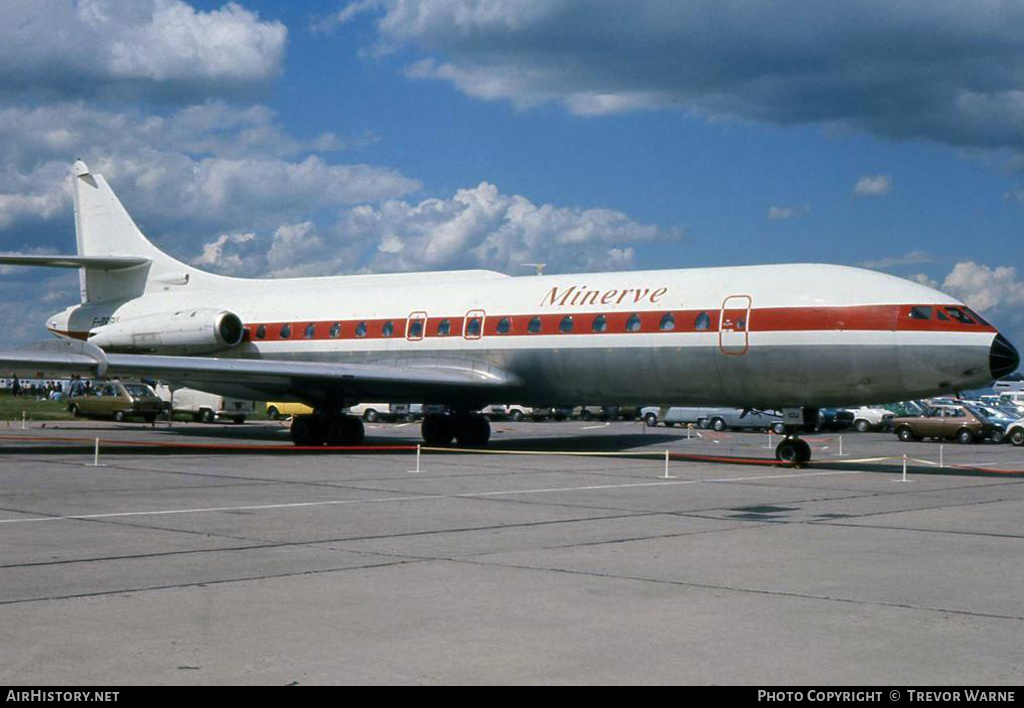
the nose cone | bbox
[990,333,1020,380]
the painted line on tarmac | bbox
[0,468,864,526]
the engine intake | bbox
[88,309,245,354]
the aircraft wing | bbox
[0,339,519,407]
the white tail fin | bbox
[72,160,208,302]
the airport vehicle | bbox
[845,405,895,432]
[67,381,164,423]
[154,384,254,423]
[641,406,785,432]
[0,161,1017,464]
[891,405,996,444]
[266,401,313,420]
[815,407,855,432]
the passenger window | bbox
[592,314,607,333]
[382,321,394,338]
[409,320,423,339]
[559,315,573,333]
[280,323,291,339]
[496,317,511,334]
[329,322,341,338]
[355,322,367,338]
[909,306,932,320]
[255,324,266,340]
[695,312,710,330]
[659,313,676,331]
[528,316,542,334]
[303,323,315,339]
[437,319,451,337]
[466,317,482,337]
[626,314,642,332]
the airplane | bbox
[0,160,1017,464]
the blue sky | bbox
[0,1,1022,358]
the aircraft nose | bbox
[990,333,1020,380]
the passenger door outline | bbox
[463,309,485,340]
[719,295,752,355]
[406,311,427,341]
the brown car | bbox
[68,381,165,423]
[892,405,995,444]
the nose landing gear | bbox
[775,437,811,466]
[773,407,817,466]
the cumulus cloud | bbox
[350,0,1024,159]
[191,182,681,278]
[940,262,1024,314]
[854,174,893,197]
[0,102,420,247]
[0,0,286,100]
[767,204,810,221]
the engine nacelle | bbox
[88,309,244,354]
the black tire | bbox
[143,413,156,424]
[664,421,676,427]
[1010,428,1024,446]
[232,416,245,425]
[363,409,379,423]
[268,406,280,420]
[990,429,1005,444]
[455,414,491,447]
[956,428,974,445]
[509,410,524,422]
[200,409,215,424]
[422,414,455,446]
[644,413,658,427]
[290,415,322,446]
[855,419,871,433]
[775,439,811,465]
[897,427,916,442]
[771,422,786,435]
[113,410,125,423]
[711,417,727,432]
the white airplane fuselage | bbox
[47,262,1012,409]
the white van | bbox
[155,385,255,424]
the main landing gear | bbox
[421,411,491,447]
[290,412,365,446]
[773,407,817,466]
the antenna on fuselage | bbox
[521,263,546,275]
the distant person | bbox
[11,375,20,398]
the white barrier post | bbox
[686,424,691,440]
[408,444,422,474]
[892,453,913,483]
[839,435,844,456]
[86,437,105,467]
[21,411,26,430]
[661,449,677,479]
[939,445,944,468]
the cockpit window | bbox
[944,306,975,324]
[909,306,932,320]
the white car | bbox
[641,406,784,433]
[845,406,895,432]
[1007,419,1024,446]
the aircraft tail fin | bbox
[72,159,205,302]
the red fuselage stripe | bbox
[241,304,995,343]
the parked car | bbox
[641,406,784,432]
[964,403,1017,443]
[154,385,255,424]
[68,381,165,423]
[1007,418,1024,446]
[892,405,997,444]
[845,406,895,432]
[346,403,391,422]
[815,408,855,431]
[266,401,313,420]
